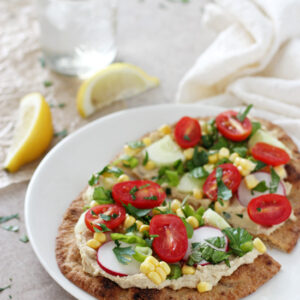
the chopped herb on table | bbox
[43,80,53,87]
[0,214,19,224]
[1,224,19,232]
[19,235,29,243]
[54,129,68,138]
[0,285,11,292]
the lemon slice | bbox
[4,93,53,172]
[77,63,159,117]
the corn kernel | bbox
[186,216,199,229]
[244,174,259,190]
[203,164,215,174]
[197,282,212,293]
[139,225,150,233]
[240,159,256,171]
[93,232,106,243]
[274,165,287,179]
[145,160,156,170]
[158,124,172,135]
[218,147,230,159]
[199,121,208,135]
[182,265,196,275]
[253,238,266,253]
[214,200,229,214]
[117,174,130,183]
[229,153,239,162]
[90,200,98,208]
[124,145,138,156]
[208,153,219,164]
[159,261,171,275]
[144,256,159,266]
[148,271,162,285]
[142,137,152,146]
[86,239,101,250]
[124,215,136,229]
[140,262,155,274]
[136,220,143,230]
[193,188,203,200]
[176,208,185,218]
[171,199,181,212]
[156,266,167,281]
[183,148,194,160]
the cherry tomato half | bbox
[247,194,292,226]
[215,110,252,141]
[112,180,166,209]
[203,163,241,201]
[251,142,290,166]
[174,116,202,149]
[149,214,188,263]
[85,204,126,232]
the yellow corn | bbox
[197,282,213,293]
[193,188,203,200]
[171,199,181,212]
[186,216,199,229]
[274,165,287,179]
[199,121,208,135]
[140,262,155,274]
[214,200,229,214]
[148,271,162,285]
[182,265,196,275]
[183,148,194,160]
[244,174,259,190]
[218,147,230,159]
[142,137,152,146]
[208,153,219,164]
[144,256,159,266]
[240,158,256,171]
[90,200,98,208]
[158,124,172,135]
[145,160,156,170]
[156,266,167,281]
[139,224,150,233]
[124,145,138,156]
[93,232,106,243]
[176,208,185,218]
[86,239,101,250]
[124,215,136,229]
[117,174,130,183]
[253,238,266,253]
[229,153,239,162]
[136,220,143,230]
[159,261,171,275]
[203,164,215,174]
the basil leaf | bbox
[222,227,253,257]
[127,141,145,149]
[190,167,208,179]
[181,218,193,238]
[110,233,146,246]
[0,214,19,224]
[233,147,248,158]
[93,187,114,204]
[113,245,135,264]
[250,121,261,137]
[216,168,232,205]
[142,151,149,166]
[167,264,182,279]
[252,180,268,193]
[1,224,19,232]
[270,167,280,193]
[236,104,253,122]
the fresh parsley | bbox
[129,186,139,200]
[236,213,244,219]
[192,148,208,168]
[113,245,135,264]
[216,168,232,205]
[123,204,151,220]
[181,218,193,238]
[183,134,191,141]
[143,151,149,166]
[236,104,253,122]
[127,141,145,149]
[270,167,280,193]
[125,223,137,233]
[252,180,268,193]
[222,212,231,219]
[167,264,182,279]
[88,165,124,185]
[94,223,111,232]
[1,225,19,232]
[93,187,114,204]
[233,146,248,158]
[145,235,159,248]
[144,196,158,200]
[99,214,111,221]
[0,214,19,224]
[250,121,261,137]
[190,166,208,179]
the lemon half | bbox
[4,93,53,172]
[77,63,159,117]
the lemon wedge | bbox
[76,63,159,117]
[4,93,53,172]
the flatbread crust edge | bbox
[56,192,280,300]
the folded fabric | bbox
[176,0,300,118]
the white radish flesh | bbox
[237,172,286,207]
[97,241,141,277]
[184,226,228,264]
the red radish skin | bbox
[237,172,286,207]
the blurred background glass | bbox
[37,0,117,77]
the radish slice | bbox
[237,172,286,207]
[97,241,141,277]
[184,226,228,265]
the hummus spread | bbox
[75,212,261,290]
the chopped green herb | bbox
[253,159,267,172]
[183,134,191,141]
[127,141,145,149]
[181,218,193,238]
[250,121,261,137]
[192,148,208,167]
[165,170,179,186]
[165,187,171,195]
[19,235,29,243]
[39,57,46,68]
[129,186,139,200]
[93,187,114,204]
[99,214,111,221]
[0,214,19,224]
[216,168,232,205]
[43,80,53,87]
[233,146,248,158]
[269,167,280,193]
[125,223,137,233]
[144,196,158,200]
[54,129,68,138]
[50,103,66,109]
[88,165,124,186]
[122,156,139,169]
[94,223,111,232]
[257,207,262,212]
[142,151,149,166]
[1,224,19,232]
[0,285,11,292]
[139,183,151,189]
[252,180,268,193]
[190,166,208,179]
[167,264,182,279]
[123,204,151,219]
[91,210,97,217]
[205,236,226,249]
[145,235,159,248]
[222,212,231,219]
[236,104,253,122]
[111,213,119,219]
[113,245,135,264]
[236,213,243,219]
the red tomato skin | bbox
[203,163,241,201]
[85,204,126,232]
[112,180,166,209]
[149,214,188,263]
[174,116,202,149]
[251,142,290,166]
[247,194,292,226]
[215,110,252,141]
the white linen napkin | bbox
[176,0,300,119]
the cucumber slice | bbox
[177,173,204,193]
[248,129,291,155]
[202,208,231,230]
[146,135,185,167]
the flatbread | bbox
[56,193,280,300]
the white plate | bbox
[25,104,300,300]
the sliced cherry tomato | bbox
[174,116,201,149]
[251,142,290,166]
[215,110,252,141]
[112,180,166,209]
[247,194,292,226]
[85,204,126,232]
[149,214,188,263]
[203,163,241,201]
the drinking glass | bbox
[37,0,117,77]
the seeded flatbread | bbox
[56,192,280,300]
